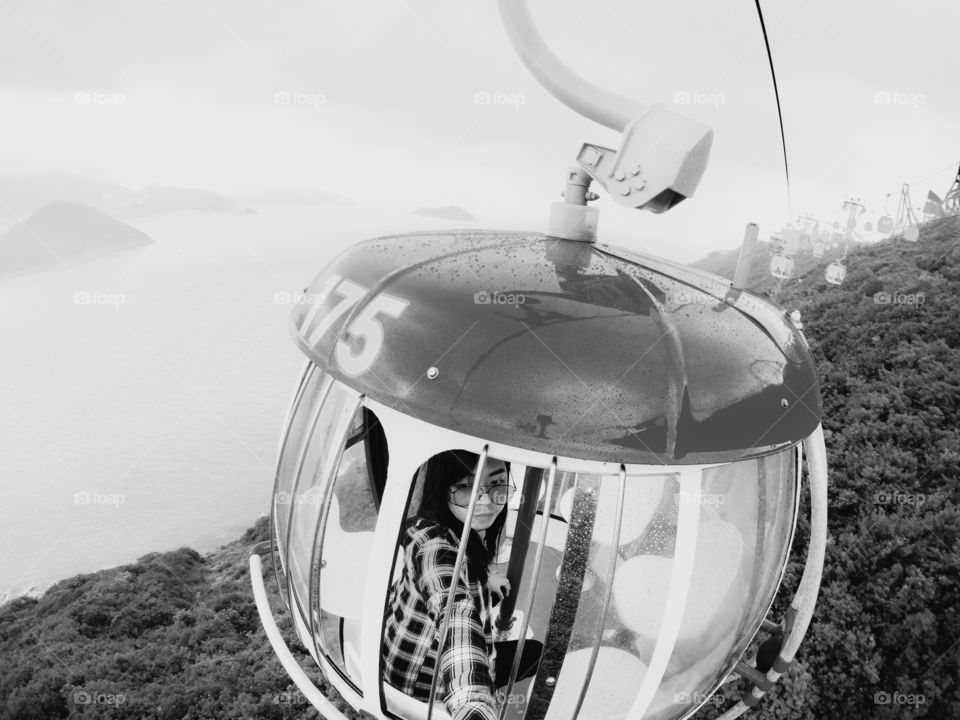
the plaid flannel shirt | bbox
[383,518,498,720]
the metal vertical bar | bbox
[569,465,626,719]
[496,459,558,720]
[732,223,759,291]
[496,466,544,632]
[426,446,490,720]
[625,468,702,720]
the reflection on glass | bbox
[302,405,386,693]
[287,380,357,621]
[539,449,797,720]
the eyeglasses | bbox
[448,483,516,507]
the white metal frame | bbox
[496,0,646,131]
[715,425,828,720]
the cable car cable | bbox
[754,0,791,218]
[908,159,958,189]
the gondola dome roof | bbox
[291,230,821,465]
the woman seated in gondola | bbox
[382,450,542,720]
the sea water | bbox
[0,205,470,601]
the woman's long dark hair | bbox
[417,449,509,585]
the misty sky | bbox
[1,0,958,261]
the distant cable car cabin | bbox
[825,261,847,285]
[781,227,801,256]
[769,254,795,280]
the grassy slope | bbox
[0,520,358,720]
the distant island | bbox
[231,188,353,207]
[413,205,477,221]
[0,171,355,220]
[111,184,251,216]
[0,201,152,277]
[0,171,129,222]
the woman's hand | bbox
[487,572,511,603]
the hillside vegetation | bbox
[2,218,959,719]
[705,216,960,719]
[0,523,341,720]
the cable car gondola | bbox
[769,254,795,280]
[825,261,847,285]
[877,192,894,234]
[250,4,828,720]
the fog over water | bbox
[0,206,473,599]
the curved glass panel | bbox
[273,367,329,588]
[517,449,798,720]
[641,450,798,719]
[540,471,678,720]
[313,406,386,693]
[286,380,359,625]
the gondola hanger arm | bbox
[497,0,714,215]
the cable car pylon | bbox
[891,183,921,242]
[944,163,960,217]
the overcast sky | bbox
[1,0,958,261]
